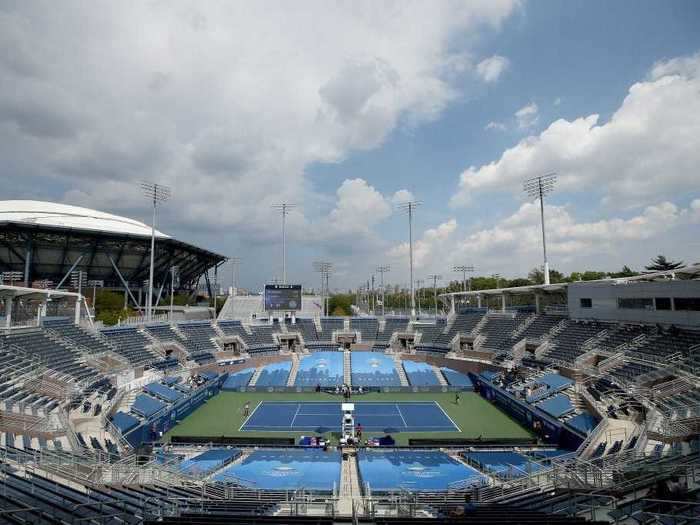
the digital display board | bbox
[264,284,302,311]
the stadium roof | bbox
[0,200,169,239]
[0,200,225,293]
[440,263,700,299]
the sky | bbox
[1,0,700,292]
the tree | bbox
[609,265,638,278]
[645,255,684,272]
[528,267,566,284]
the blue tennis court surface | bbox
[358,450,485,492]
[212,448,340,491]
[241,401,458,432]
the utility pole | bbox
[313,261,332,316]
[427,274,442,316]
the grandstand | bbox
[2,257,700,523]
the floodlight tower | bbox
[272,203,297,284]
[141,182,171,321]
[523,173,556,285]
[229,257,240,295]
[313,261,333,316]
[376,265,390,316]
[397,200,422,318]
[427,274,442,316]
[453,265,475,293]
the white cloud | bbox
[452,52,700,209]
[553,97,562,106]
[485,121,507,131]
[514,102,539,129]
[388,200,695,278]
[391,189,415,205]
[0,1,517,249]
[476,55,510,83]
[326,178,392,235]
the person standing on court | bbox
[455,391,460,405]
[243,401,250,417]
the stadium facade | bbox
[0,200,226,298]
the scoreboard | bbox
[264,284,302,311]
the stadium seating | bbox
[402,360,440,386]
[319,317,344,342]
[544,320,607,363]
[294,317,319,343]
[350,317,379,342]
[376,317,409,343]
[177,321,218,364]
[101,326,159,366]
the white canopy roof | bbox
[0,200,169,239]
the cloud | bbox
[485,121,507,131]
[0,2,517,254]
[387,200,695,278]
[326,178,392,235]
[553,97,562,106]
[514,102,539,129]
[391,189,415,205]
[476,55,510,83]
[452,52,700,209]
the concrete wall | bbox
[568,280,700,327]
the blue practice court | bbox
[241,401,459,432]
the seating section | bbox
[377,317,409,343]
[294,318,319,343]
[44,318,113,353]
[434,311,485,347]
[519,314,566,342]
[414,323,443,345]
[545,321,607,363]
[4,329,97,382]
[402,360,440,386]
[101,326,159,366]
[319,317,344,342]
[179,448,242,477]
[350,318,378,342]
[218,320,257,347]
[177,322,218,364]
[479,313,530,353]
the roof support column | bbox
[23,237,33,287]
[477,294,482,308]
[74,296,81,325]
[4,297,12,328]
[450,295,455,315]
[501,294,506,313]
[535,293,542,314]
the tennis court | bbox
[240,401,459,432]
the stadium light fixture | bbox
[70,270,87,298]
[523,173,556,285]
[313,261,333,316]
[229,257,241,295]
[453,265,475,293]
[376,265,390,316]
[427,274,442,316]
[397,200,422,318]
[272,203,297,284]
[141,181,171,322]
[1,271,23,287]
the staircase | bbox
[393,354,409,386]
[344,350,352,386]
[432,365,448,386]
[248,366,264,387]
[338,449,362,515]
[286,354,300,386]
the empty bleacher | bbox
[319,317,344,342]
[101,326,159,366]
[350,318,379,342]
[544,320,607,364]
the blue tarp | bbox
[537,373,573,390]
[180,448,241,476]
[111,411,140,434]
[144,382,183,403]
[162,376,180,386]
[567,411,599,434]
[131,394,166,417]
[256,361,292,387]
[402,361,440,386]
[538,394,574,418]
[201,371,218,381]
[440,368,473,388]
[222,368,255,389]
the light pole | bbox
[313,261,333,316]
[524,173,556,285]
[397,200,422,318]
[70,270,87,298]
[229,257,240,295]
[272,203,297,284]
[428,274,442,316]
[415,279,424,315]
[141,182,171,321]
[376,265,390,316]
[87,279,103,316]
[453,265,475,293]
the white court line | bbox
[238,400,263,431]
[395,403,409,429]
[434,401,461,433]
[289,403,303,428]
